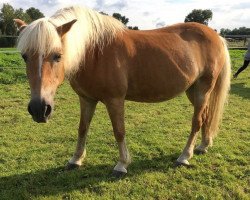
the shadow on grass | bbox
[230,83,250,99]
[0,153,179,199]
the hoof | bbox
[65,162,80,171]
[174,161,194,168]
[111,170,127,179]
[194,148,207,155]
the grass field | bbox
[0,49,249,200]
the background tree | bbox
[0,3,15,35]
[0,4,44,35]
[220,28,231,36]
[112,13,139,30]
[220,27,250,35]
[100,12,139,30]
[112,13,129,25]
[15,8,31,23]
[184,9,213,25]
[0,3,17,47]
[26,7,44,21]
[0,3,45,47]
[128,26,139,30]
[99,11,108,16]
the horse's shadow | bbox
[230,82,250,99]
[0,153,179,199]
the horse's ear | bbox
[13,19,27,32]
[57,19,77,37]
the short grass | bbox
[0,49,249,200]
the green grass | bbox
[0,50,26,84]
[0,48,18,51]
[0,49,249,199]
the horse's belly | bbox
[125,53,197,102]
[125,94,175,102]
[125,77,190,103]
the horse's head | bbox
[14,18,76,123]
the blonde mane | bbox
[17,6,126,76]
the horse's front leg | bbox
[66,96,97,170]
[105,98,131,177]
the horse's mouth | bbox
[31,115,49,123]
[28,99,53,123]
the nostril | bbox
[28,104,33,116]
[44,105,52,117]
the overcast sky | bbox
[1,0,250,31]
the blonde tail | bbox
[206,37,231,139]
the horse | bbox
[14,6,231,177]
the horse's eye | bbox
[22,54,28,62]
[53,54,61,62]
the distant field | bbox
[0,49,25,84]
[0,48,249,199]
[0,48,18,51]
[227,40,248,48]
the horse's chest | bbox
[69,78,95,99]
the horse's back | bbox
[121,23,223,102]
[72,23,225,103]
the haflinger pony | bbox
[14,6,231,177]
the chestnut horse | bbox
[14,6,231,177]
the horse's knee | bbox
[114,132,125,142]
[192,116,203,133]
[193,105,209,133]
[202,106,209,123]
[78,122,88,134]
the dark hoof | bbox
[65,162,80,171]
[111,170,127,179]
[194,149,207,155]
[174,161,194,169]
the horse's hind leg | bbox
[185,86,213,154]
[176,78,215,166]
[194,125,213,154]
[66,96,97,170]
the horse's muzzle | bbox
[28,99,53,123]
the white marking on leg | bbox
[195,144,208,153]
[177,152,190,165]
[114,140,131,173]
[177,133,198,165]
[195,136,213,153]
[68,131,88,166]
[68,100,97,167]
[69,149,86,166]
[114,162,128,173]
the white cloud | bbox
[1,0,250,31]
[156,21,166,28]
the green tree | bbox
[0,3,18,47]
[0,4,31,35]
[0,3,45,47]
[184,9,213,25]
[112,13,129,25]
[220,27,250,35]
[26,7,44,21]
[220,28,231,36]
[15,8,31,23]
[0,3,15,35]
[100,12,139,30]
[0,4,45,36]
[128,26,139,30]
[99,11,108,16]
